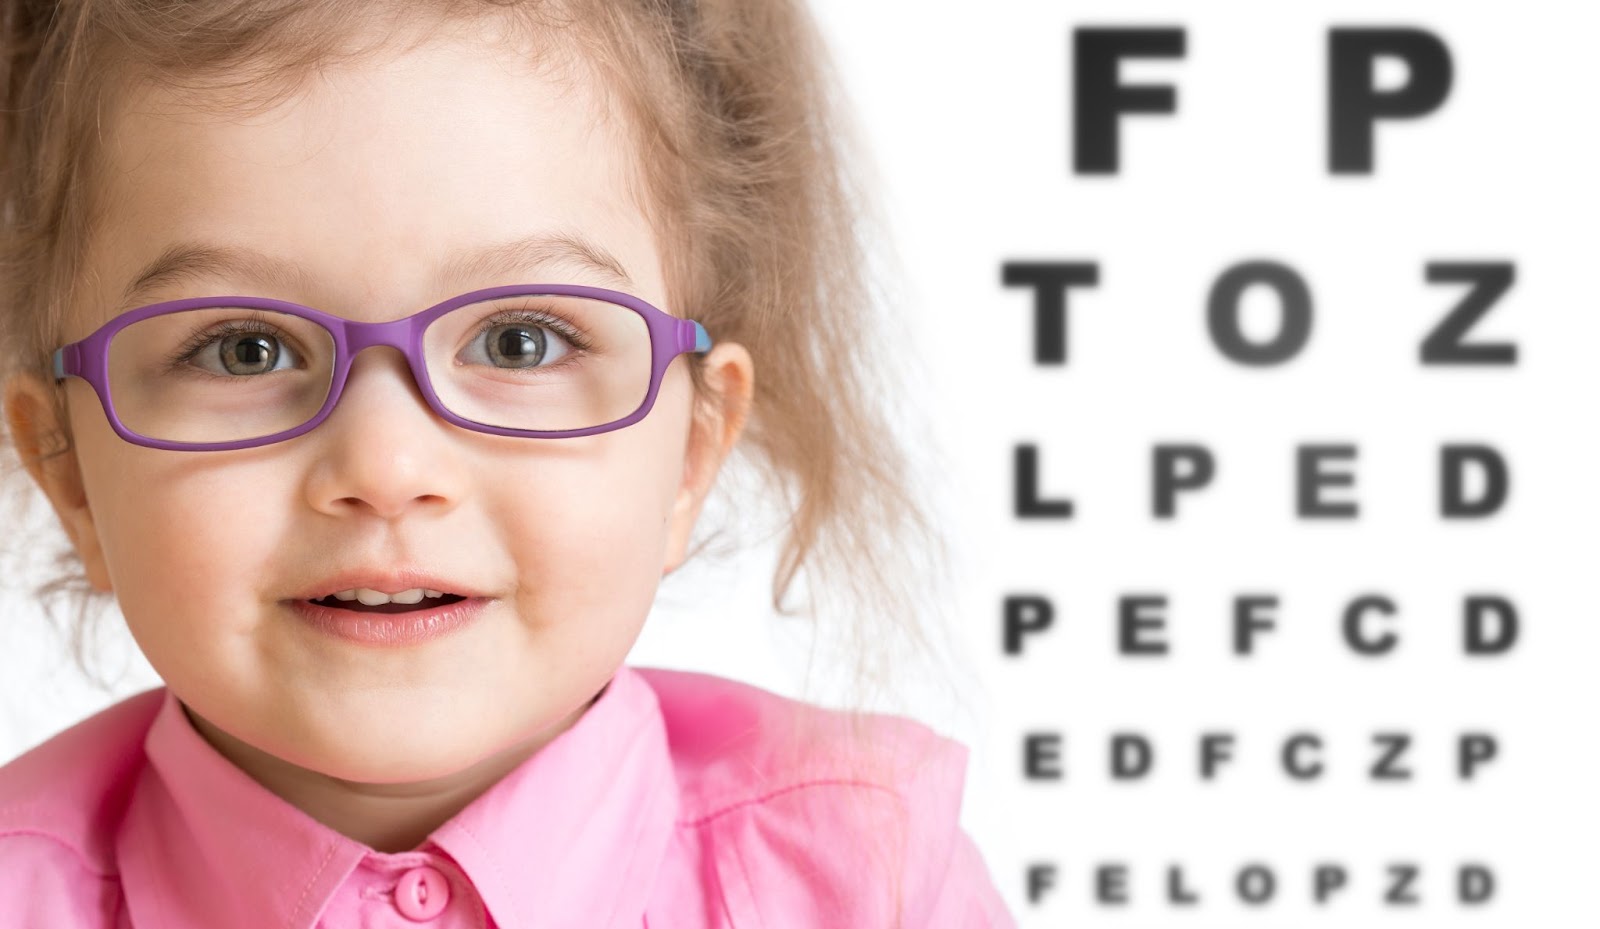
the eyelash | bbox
[165,316,289,374]
[161,306,596,375]
[478,308,595,356]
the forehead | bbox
[84,13,661,323]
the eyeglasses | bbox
[50,283,713,451]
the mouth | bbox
[291,589,486,647]
[307,590,470,614]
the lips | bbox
[290,595,486,646]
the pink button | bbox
[395,865,451,921]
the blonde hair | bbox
[0,4,976,910]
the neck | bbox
[179,689,603,854]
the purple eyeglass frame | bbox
[50,283,714,452]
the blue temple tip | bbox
[693,321,712,353]
[51,349,64,380]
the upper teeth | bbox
[331,588,446,605]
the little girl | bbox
[0,0,1013,926]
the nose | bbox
[301,345,469,520]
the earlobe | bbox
[661,343,755,576]
[2,374,113,592]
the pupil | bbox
[490,326,545,368]
[225,335,276,374]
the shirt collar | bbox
[116,665,679,928]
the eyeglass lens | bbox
[104,295,652,442]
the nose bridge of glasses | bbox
[333,316,435,406]
[341,316,425,357]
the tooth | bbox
[333,589,359,601]
[390,589,425,604]
[355,588,392,606]
[425,589,443,598]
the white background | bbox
[3,1,1595,926]
[798,1,1590,926]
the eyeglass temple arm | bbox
[688,320,712,354]
[52,346,75,382]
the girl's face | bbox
[6,18,750,791]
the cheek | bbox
[497,378,692,624]
[90,455,293,636]
[156,473,294,581]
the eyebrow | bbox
[117,230,636,310]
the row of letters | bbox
[1015,443,1510,519]
[1002,261,1515,367]
[1026,861,1494,906]
[1003,594,1518,656]
[1072,28,1458,175]
[1021,732,1498,782]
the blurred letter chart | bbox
[994,15,1556,928]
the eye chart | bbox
[806,1,1595,925]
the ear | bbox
[662,342,754,576]
[2,374,114,592]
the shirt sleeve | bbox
[0,831,121,927]
[893,735,1018,929]
[920,827,1017,929]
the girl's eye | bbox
[462,322,574,370]
[191,331,302,376]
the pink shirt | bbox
[0,664,1015,927]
